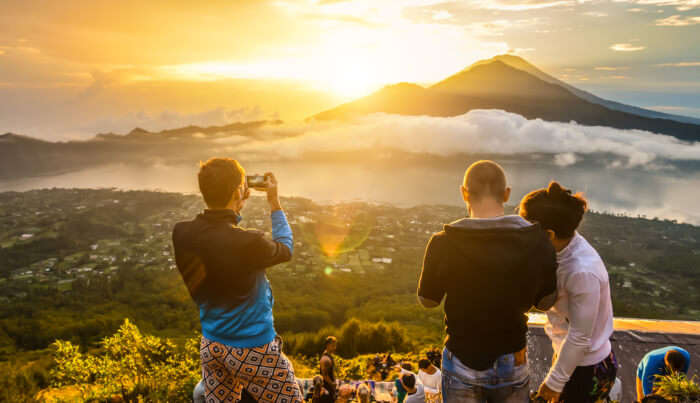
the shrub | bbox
[50,319,200,402]
[653,373,700,402]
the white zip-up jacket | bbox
[544,233,614,392]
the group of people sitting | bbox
[173,158,693,403]
[311,341,443,403]
[304,342,691,403]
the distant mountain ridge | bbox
[313,55,700,142]
[95,120,278,141]
[0,121,279,180]
[484,54,700,126]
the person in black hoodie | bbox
[417,160,558,403]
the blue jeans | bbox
[441,347,530,403]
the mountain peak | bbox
[430,59,567,99]
[0,132,49,144]
[312,55,700,140]
[128,127,149,136]
[493,53,529,63]
[463,54,534,73]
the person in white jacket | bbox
[417,359,441,403]
[519,182,617,403]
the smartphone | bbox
[246,175,268,189]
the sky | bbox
[1,0,699,140]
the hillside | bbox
[313,58,700,142]
[0,189,699,400]
[0,189,697,355]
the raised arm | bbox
[245,172,293,268]
[271,209,293,253]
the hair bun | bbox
[546,181,587,211]
[546,181,571,198]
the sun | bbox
[300,50,385,99]
[326,68,382,99]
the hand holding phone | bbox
[246,175,268,189]
[247,173,281,210]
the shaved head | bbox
[463,160,507,202]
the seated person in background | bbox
[381,353,397,380]
[425,349,442,369]
[311,375,334,403]
[417,359,441,403]
[357,383,372,403]
[172,158,301,403]
[400,374,426,403]
[337,382,356,403]
[636,346,691,400]
[394,363,415,403]
[520,182,617,403]
[418,160,558,402]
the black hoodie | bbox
[418,215,557,371]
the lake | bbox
[1,158,698,225]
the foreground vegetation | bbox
[6,319,425,402]
[653,373,700,402]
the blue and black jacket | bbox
[172,208,293,348]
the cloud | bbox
[467,18,542,36]
[613,0,699,11]
[582,11,609,17]
[655,15,700,25]
[594,66,629,71]
[656,61,700,66]
[610,43,646,51]
[554,152,579,166]
[432,10,453,20]
[509,47,536,54]
[474,0,575,10]
[236,110,700,167]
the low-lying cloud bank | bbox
[236,110,700,167]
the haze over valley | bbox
[2,55,700,225]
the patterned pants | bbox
[200,336,304,403]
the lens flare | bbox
[298,204,375,260]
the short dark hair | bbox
[325,336,337,347]
[463,160,507,202]
[418,359,431,370]
[198,158,245,209]
[665,349,687,373]
[519,181,587,239]
[401,363,413,372]
[401,374,416,389]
